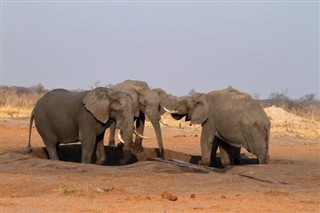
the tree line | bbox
[1,84,319,121]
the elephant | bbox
[108,80,173,159]
[27,87,140,165]
[168,87,271,167]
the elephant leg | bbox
[41,134,59,161]
[45,143,59,161]
[232,147,241,165]
[134,116,145,152]
[95,133,106,165]
[245,127,269,164]
[218,140,241,167]
[210,136,220,167]
[217,139,232,168]
[108,122,116,147]
[200,120,215,166]
[81,137,96,164]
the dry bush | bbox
[261,92,320,122]
[0,84,47,109]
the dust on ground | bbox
[0,107,319,212]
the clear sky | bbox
[1,0,319,99]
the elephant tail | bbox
[265,123,271,160]
[27,109,34,153]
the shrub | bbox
[0,84,47,108]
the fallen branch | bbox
[147,158,229,173]
[237,174,275,184]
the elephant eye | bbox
[140,97,147,106]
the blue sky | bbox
[1,0,319,99]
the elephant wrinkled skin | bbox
[27,88,135,165]
[109,80,173,159]
[171,87,271,167]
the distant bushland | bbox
[0,84,47,108]
[1,84,319,121]
[260,91,320,121]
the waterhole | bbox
[28,144,258,167]
[29,144,202,166]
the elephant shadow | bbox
[189,153,259,168]
[34,145,259,167]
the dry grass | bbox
[1,106,319,140]
[0,106,32,119]
[1,85,319,137]
[264,106,320,139]
[148,107,320,139]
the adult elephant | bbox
[167,87,270,167]
[27,87,139,165]
[109,80,172,159]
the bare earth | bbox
[1,113,320,212]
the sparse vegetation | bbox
[1,84,319,122]
[0,84,47,108]
[261,91,320,121]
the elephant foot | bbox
[95,159,105,165]
[197,160,210,167]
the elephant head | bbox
[83,87,135,149]
[170,93,210,125]
[170,90,270,167]
[113,80,173,158]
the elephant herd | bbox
[27,80,271,168]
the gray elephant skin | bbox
[27,87,135,165]
[109,80,173,159]
[170,87,271,167]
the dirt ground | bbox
[0,116,319,212]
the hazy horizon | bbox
[1,1,319,99]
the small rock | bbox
[94,186,113,193]
[161,191,178,201]
[221,195,226,199]
[190,194,196,198]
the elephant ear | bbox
[83,87,112,123]
[153,88,172,115]
[190,94,209,125]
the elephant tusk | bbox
[134,130,149,139]
[117,130,125,144]
[163,107,179,114]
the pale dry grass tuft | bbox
[0,106,32,119]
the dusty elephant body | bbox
[109,80,173,159]
[170,87,271,167]
[28,88,136,165]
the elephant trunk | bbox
[120,128,133,151]
[151,120,165,159]
[116,120,134,151]
[118,126,135,165]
